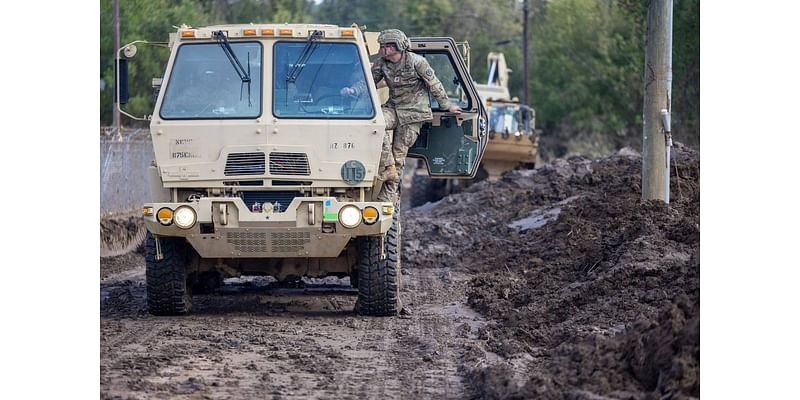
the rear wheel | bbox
[356,212,400,316]
[145,232,192,315]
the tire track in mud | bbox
[101,256,492,399]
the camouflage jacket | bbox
[369,51,452,125]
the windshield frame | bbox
[159,41,264,121]
[272,40,376,120]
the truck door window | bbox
[420,51,470,110]
[273,42,375,119]
[160,42,263,119]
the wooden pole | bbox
[522,0,529,107]
[113,0,121,139]
[642,0,672,202]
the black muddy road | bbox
[101,255,497,399]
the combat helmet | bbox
[378,29,410,52]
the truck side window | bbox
[420,51,469,110]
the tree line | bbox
[100,0,699,156]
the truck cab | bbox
[117,24,487,316]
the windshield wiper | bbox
[213,30,251,83]
[286,30,323,83]
[213,30,252,106]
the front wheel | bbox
[356,212,400,316]
[145,232,192,315]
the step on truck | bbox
[116,23,487,316]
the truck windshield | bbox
[488,105,522,135]
[273,42,374,119]
[160,42,262,119]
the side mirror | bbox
[115,58,129,105]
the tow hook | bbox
[154,234,164,261]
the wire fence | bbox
[100,127,154,257]
[100,127,154,218]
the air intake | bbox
[270,152,310,176]
[224,152,266,176]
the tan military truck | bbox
[116,24,487,316]
[409,52,538,207]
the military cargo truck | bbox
[409,52,538,207]
[116,24,487,316]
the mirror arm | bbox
[116,40,157,121]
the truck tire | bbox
[145,232,192,315]
[349,269,359,288]
[356,212,400,316]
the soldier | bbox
[341,29,462,202]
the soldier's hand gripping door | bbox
[406,37,488,178]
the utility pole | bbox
[522,0,529,107]
[642,0,673,202]
[113,0,121,139]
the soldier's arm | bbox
[349,60,384,97]
[415,57,452,110]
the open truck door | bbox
[362,32,488,178]
[406,37,487,178]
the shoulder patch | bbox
[425,68,434,77]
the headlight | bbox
[173,206,197,229]
[338,205,362,228]
[157,207,173,226]
[363,206,379,225]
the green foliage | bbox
[100,0,210,124]
[100,0,700,155]
[530,0,644,139]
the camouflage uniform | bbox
[369,29,453,202]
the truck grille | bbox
[269,152,310,176]
[224,152,266,176]
[272,232,311,253]
[227,232,267,253]
[240,191,303,212]
[226,231,310,254]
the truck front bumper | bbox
[143,196,394,258]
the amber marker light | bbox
[180,31,196,38]
[157,208,174,225]
[261,28,275,35]
[340,29,355,37]
[363,206,379,225]
[279,28,293,36]
[143,206,154,216]
[381,205,394,215]
[243,28,257,36]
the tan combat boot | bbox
[380,164,399,182]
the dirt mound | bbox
[100,213,146,258]
[403,143,700,398]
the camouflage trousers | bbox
[377,107,423,203]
